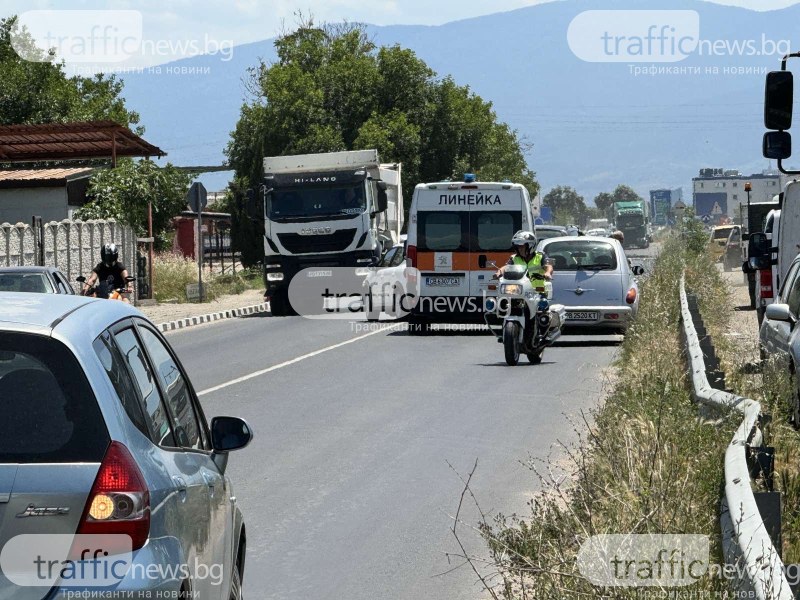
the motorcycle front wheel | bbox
[503,321,520,366]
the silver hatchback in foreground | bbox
[0,294,252,599]
[537,236,643,334]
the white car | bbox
[585,228,608,237]
[363,237,408,320]
[537,236,643,334]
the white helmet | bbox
[511,230,537,252]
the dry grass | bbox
[469,235,739,598]
[152,253,261,303]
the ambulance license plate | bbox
[425,276,461,287]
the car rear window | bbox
[474,212,520,251]
[0,333,109,463]
[544,240,618,271]
[535,228,566,240]
[0,273,53,293]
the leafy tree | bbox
[226,19,537,264]
[593,192,615,213]
[612,184,643,204]
[543,186,588,226]
[76,159,192,249]
[0,16,139,129]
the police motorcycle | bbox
[480,258,566,366]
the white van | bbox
[405,176,535,328]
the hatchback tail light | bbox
[75,442,150,553]
[625,288,637,304]
[407,245,417,268]
[760,268,773,299]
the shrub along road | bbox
[164,306,623,599]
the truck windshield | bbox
[268,184,366,221]
[617,214,643,227]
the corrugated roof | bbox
[0,121,164,163]
[0,167,94,183]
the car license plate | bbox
[307,270,333,278]
[425,276,461,287]
[567,311,599,321]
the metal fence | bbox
[679,275,793,599]
[0,218,137,289]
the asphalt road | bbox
[164,249,657,599]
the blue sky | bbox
[5,0,800,68]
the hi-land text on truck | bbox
[253,150,404,316]
[613,200,651,249]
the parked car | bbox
[0,293,252,598]
[754,209,781,323]
[759,251,800,425]
[710,225,739,262]
[0,266,75,294]
[537,236,643,334]
[534,225,568,240]
[722,226,743,271]
[586,228,609,237]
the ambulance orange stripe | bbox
[416,251,510,272]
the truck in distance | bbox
[613,200,651,249]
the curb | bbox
[156,302,269,333]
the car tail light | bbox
[605,313,620,320]
[760,268,773,298]
[76,442,150,553]
[625,288,637,304]
[407,245,417,268]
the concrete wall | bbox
[0,187,68,225]
[0,219,137,290]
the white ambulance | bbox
[405,175,536,330]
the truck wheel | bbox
[269,289,290,317]
[503,321,520,366]
[408,317,430,336]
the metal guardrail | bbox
[679,275,793,598]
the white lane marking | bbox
[197,324,398,396]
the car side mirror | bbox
[765,303,793,323]
[632,265,645,276]
[374,181,389,215]
[765,70,793,131]
[742,261,754,274]
[763,131,792,160]
[210,416,253,452]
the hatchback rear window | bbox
[544,240,618,271]
[0,333,109,463]
[0,273,53,293]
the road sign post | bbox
[187,182,208,302]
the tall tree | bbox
[593,192,615,213]
[543,186,588,226]
[0,16,139,128]
[226,19,538,263]
[612,184,643,203]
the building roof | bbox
[0,167,95,189]
[0,121,164,163]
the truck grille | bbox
[278,229,357,254]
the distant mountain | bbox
[120,0,800,202]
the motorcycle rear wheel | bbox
[503,321,520,366]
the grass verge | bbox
[474,234,739,598]
[152,253,262,303]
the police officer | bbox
[498,230,553,282]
